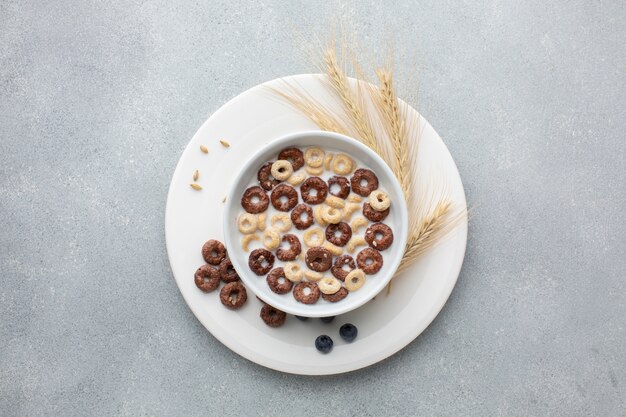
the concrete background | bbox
[1,1,624,416]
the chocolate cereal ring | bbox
[278,147,304,171]
[363,202,389,222]
[241,186,270,214]
[194,265,220,292]
[290,204,314,230]
[271,160,293,181]
[331,254,356,281]
[270,184,298,212]
[220,282,247,309]
[322,287,348,302]
[260,303,287,327]
[350,168,379,197]
[257,162,280,191]
[300,177,328,205]
[202,239,226,265]
[248,248,275,275]
[293,281,321,304]
[219,257,240,283]
[364,223,394,251]
[325,222,352,247]
[276,234,302,261]
[266,267,293,294]
[304,147,325,168]
[356,248,383,274]
[305,247,333,272]
[327,176,351,199]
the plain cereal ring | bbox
[202,240,227,265]
[220,282,247,309]
[305,165,324,176]
[271,213,292,232]
[287,172,306,186]
[318,276,342,295]
[241,186,270,213]
[257,162,280,191]
[263,228,281,250]
[266,267,293,294]
[324,153,334,170]
[271,160,294,181]
[332,153,354,175]
[305,247,333,272]
[345,269,366,291]
[356,248,383,274]
[270,184,298,212]
[276,234,302,261]
[363,202,390,222]
[321,205,343,224]
[314,205,327,227]
[219,257,240,283]
[325,222,352,246]
[260,303,287,327]
[347,193,362,203]
[194,265,220,292]
[327,176,351,199]
[364,223,394,251]
[323,240,343,256]
[238,213,257,234]
[304,147,325,168]
[346,236,367,253]
[303,227,325,247]
[350,168,379,197]
[369,190,391,211]
[342,203,361,221]
[331,254,356,281]
[350,216,368,233]
[300,177,328,204]
[257,213,267,231]
[325,195,346,209]
[283,262,303,282]
[241,234,259,252]
[303,270,324,282]
[248,248,275,275]
[278,147,304,171]
[322,287,348,302]
[290,203,314,230]
[293,281,321,304]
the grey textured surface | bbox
[1,0,625,416]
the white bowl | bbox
[223,130,408,317]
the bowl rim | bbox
[223,130,409,317]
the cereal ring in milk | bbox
[314,205,328,227]
[325,195,346,209]
[321,205,342,224]
[332,153,354,175]
[363,202,389,222]
[237,213,257,234]
[263,228,280,250]
[323,240,343,256]
[257,213,267,231]
[369,190,391,211]
[271,213,292,232]
[284,262,303,282]
[327,176,351,199]
[345,269,366,291]
[350,216,368,233]
[324,153,334,170]
[303,270,324,282]
[346,236,367,253]
[287,172,306,186]
[304,147,325,168]
[318,276,342,295]
[303,227,325,247]
[342,203,361,221]
[347,193,362,203]
[278,147,305,171]
[241,234,259,252]
[271,160,293,181]
[305,165,324,176]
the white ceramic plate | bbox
[223,131,409,318]
[165,74,467,375]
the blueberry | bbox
[315,335,333,353]
[339,323,358,342]
[295,315,308,321]
[320,316,335,323]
